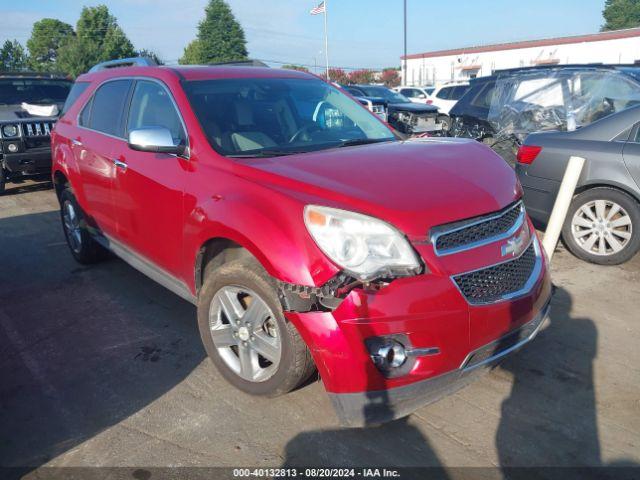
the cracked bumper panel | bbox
[329,298,551,427]
[284,244,552,423]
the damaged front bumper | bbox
[329,298,551,427]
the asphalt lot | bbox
[0,180,639,474]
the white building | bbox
[401,27,640,86]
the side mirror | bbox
[128,127,184,155]
[418,94,427,99]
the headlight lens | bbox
[304,205,421,280]
[2,124,19,138]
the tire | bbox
[0,168,6,195]
[60,188,108,264]
[561,187,640,265]
[437,115,451,133]
[197,256,315,397]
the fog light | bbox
[370,339,407,370]
[7,143,18,153]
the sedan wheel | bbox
[570,200,632,256]
[561,188,640,265]
[208,285,282,383]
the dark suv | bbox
[449,64,640,165]
[0,72,72,193]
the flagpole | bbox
[324,0,330,80]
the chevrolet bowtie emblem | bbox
[501,231,526,257]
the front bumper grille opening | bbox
[452,241,537,304]
[433,201,523,254]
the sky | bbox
[1,0,606,72]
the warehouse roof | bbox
[401,27,640,60]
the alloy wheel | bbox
[208,285,282,382]
[570,199,633,256]
[63,200,82,253]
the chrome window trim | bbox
[75,76,190,159]
[431,201,525,257]
[450,235,543,306]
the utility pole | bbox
[403,0,407,86]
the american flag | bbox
[310,1,325,15]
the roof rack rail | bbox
[89,57,158,73]
[206,59,269,68]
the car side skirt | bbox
[94,233,197,305]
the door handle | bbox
[113,159,127,170]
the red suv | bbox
[51,58,552,426]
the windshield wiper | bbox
[228,149,307,158]
[337,138,391,148]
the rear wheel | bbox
[197,256,315,396]
[0,168,6,195]
[60,189,108,264]
[561,188,640,265]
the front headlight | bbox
[304,205,421,281]
[1,124,19,138]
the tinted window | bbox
[471,82,496,109]
[0,78,71,105]
[61,82,90,116]
[79,97,93,127]
[345,86,364,96]
[127,81,185,144]
[436,87,453,100]
[88,80,132,136]
[401,88,416,97]
[450,85,469,100]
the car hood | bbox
[0,103,62,122]
[387,102,438,114]
[243,138,519,238]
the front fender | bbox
[183,190,340,294]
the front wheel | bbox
[197,257,316,396]
[561,188,640,265]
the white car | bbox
[394,86,434,104]
[428,82,470,115]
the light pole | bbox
[403,0,407,86]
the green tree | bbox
[0,40,29,71]
[57,5,136,77]
[180,40,204,65]
[56,37,100,77]
[179,0,248,64]
[602,0,640,30]
[26,18,74,71]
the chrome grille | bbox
[21,121,54,137]
[432,202,524,255]
[452,241,537,305]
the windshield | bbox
[0,79,72,105]
[357,86,409,104]
[184,77,395,157]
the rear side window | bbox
[126,80,186,144]
[471,82,496,109]
[61,82,90,116]
[436,87,453,99]
[450,85,469,100]
[87,80,132,137]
